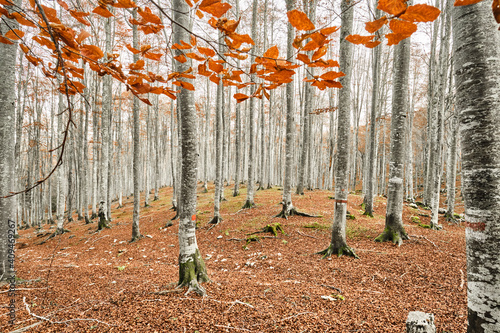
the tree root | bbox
[374,227,409,246]
[241,200,255,209]
[316,244,359,259]
[178,250,209,296]
[85,216,91,224]
[39,228,70,245]
[164,221,174,228]
[275,202,321,219]
[171,211,179,221]
[129,234,144,243]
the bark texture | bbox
[173,0,208,295]
[453,3,500,331]
[375,27,410,245]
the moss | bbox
[374,226,408,246]
[418,222,432,229]
[317,244,359,259]
[262,222,286,236]
[303,222,329,230]
[411,216,421,224]
[346,214,356,220]
[178,249,209,296]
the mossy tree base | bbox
[317,244,359,259]
[98,218,111,231]
[84,216,91,224]
[40,228,70,244]
[242,200,255,209]
[153,195,159,201]
[178,249,210,296]
[374,227,409,246]
[232,189,239,197]
[90,213,98,220]
[362,211,374,218]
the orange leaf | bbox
[174,54,187,63]
[312,45,327,61]
[80,44,104,60]
[196,10,204,19]
[208,58,224,73]
[399,4,441,22]
[198,46,216,57]
[320,26,339,35]
[144,52,162,61]
[302,39,319,51]
[322,80,342,89]
[92,5,114,18]
[389,19,417,35]
[69,10,91,26]
[345,34,375,45]
[56,0,69,10]
[263,45,279,59]
[5,29,24,40]
[209,73,220,84]
[138,7,161,24]
[185,0,194,7]
[494,0,500,24]
[454,0,482,5]
[296,53,310,64]
[386,33,411,45]
[0,36,14,44]
[129,59,145,70]
[25,54,42,66]
[172,40,192,50]
[113,0,137,8]
[186,52,205,61]
[365,16,388,34]
[199,0,231,18]
[20,44,30,53]
[377,0,407,16]
[126,44,141,54]
[234,93,249,103]
[365,40,382,48]
[176,80,195,91]
[320,71,345,81]
[198,62,211,76]
[76,30,91,44]
[12,13,37,28]
[0,0,13,5]
[287,9,315,31]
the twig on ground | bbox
[8,322,43,333]
[459,269,464,289]
[297,230,318,239]
[410,235,438,249]
[90,235,110,244]
[23,296,114,326]
[214,324,252,331]
[278,312,315,322]
[319,284,342,293]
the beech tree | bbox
[453,1,500,331]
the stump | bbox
[406,311,435,333]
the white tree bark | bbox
[453,2,500,331]
[173,0,208,295]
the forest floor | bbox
[1,184,467,333]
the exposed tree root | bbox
[429,223,443,230]
[275,202,321,219]
[178,250,210,296]
[84,216,91,224]
[241,200,255,209]
[129,234,144,243]
[90,213,97,220]
[164,221,174,228]
[39,228,70,245]
[153,195,159,201]
[97,203,111,230]
[232,189,239,197]
[171,211,179,221]
[374,227,409,246]
[362,211,374,217]
[316,244,359,259]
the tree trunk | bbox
[375,27,411,246]
[131,10,142,241]
[453,3,500,331]
[173,0,208,295]
[242,0,259,209]
[0,1,18,281]
[318,0,357,258]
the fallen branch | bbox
[319,284,342,293]
[410,235,438,249]
[459,269,464,289]
[0,287,48,294]
[297,230,318,239]
[23,296,114,327]
[8,322,43,333]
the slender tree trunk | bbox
[242,0,259,209]
[0,1,19,281]
[363,19,381,216]
[173,0,208,295]
[131,10,142,241]
[453,3,500,331]
[318,0,357,258]
[203,78,210,193]
[375,28,411,245]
